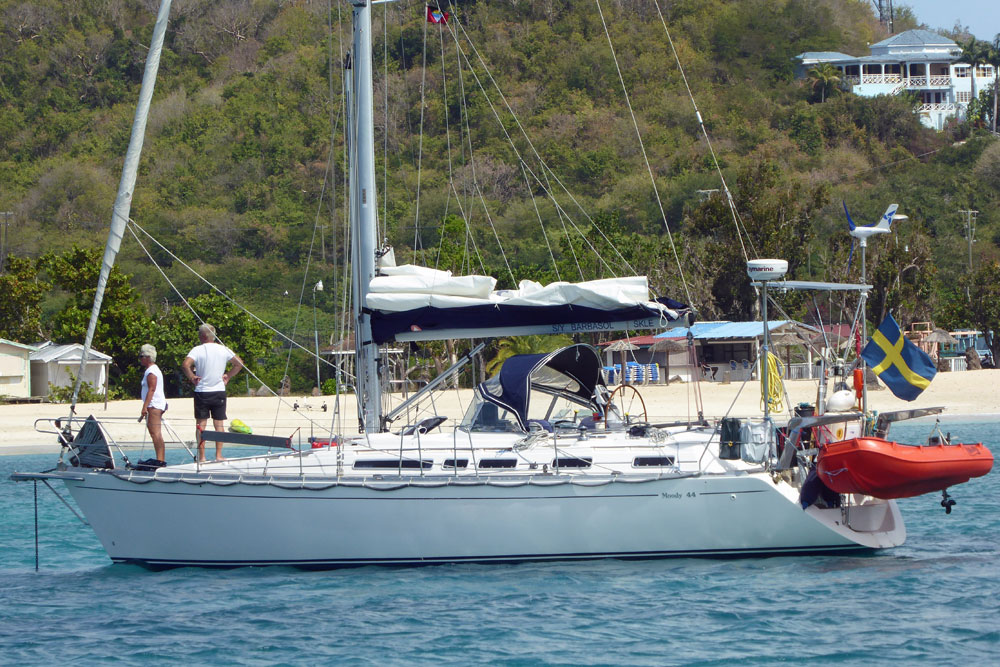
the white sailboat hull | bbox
[62,470,903,567]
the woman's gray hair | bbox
[140,344,157,362]
[198,323,216,341]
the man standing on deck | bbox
[182,323,244,461]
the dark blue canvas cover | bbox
[369,296,688,344]
[478,344,605,431]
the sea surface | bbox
[1,421,998,665]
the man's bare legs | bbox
[196,418,207,462]
[213,417,225,460]
[196,417,226,461]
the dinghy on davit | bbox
[817,437,993,499]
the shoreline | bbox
[4,369,1000,456]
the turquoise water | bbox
[2,421,998,665]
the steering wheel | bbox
[606,384,648,425]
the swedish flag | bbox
[861,315,937,401]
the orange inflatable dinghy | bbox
[817,437,993,499]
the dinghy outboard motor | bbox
[940,489,956,514]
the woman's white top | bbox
[142,364,167,410]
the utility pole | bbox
[959,208,978,298]
[0,211,13,274]
[872,1,894,33]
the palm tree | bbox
[484,334,573,376]
[960,37,992,120]
[989,35,1000,133]
[807,63,841,103]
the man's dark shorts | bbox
[193,391,227,420]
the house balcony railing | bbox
[917,102,956,112]
[845,74,953,87]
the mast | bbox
[859,236,869,414]
[70,0,173,414]
[349,1,382,432]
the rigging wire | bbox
[651,0,756,264]
[332,0,353,414]
[127,220,348,376]
[443,1,636,279]
[448,8,472,226]
[383,0,389,251]
[473,183,517,287]
[412,10,429,264]
[520,161,561,282]
[594,0,693,307]
[447,180,489,275]
[330,0,349,436]
[435,9,456,268]
[126,222,339,436]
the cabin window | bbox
[633,456,676,467]
[478,459,517,469]
[553,457,592,469]
[354,459,432,470]
[443,458,469,469]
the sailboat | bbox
[10,1,989,568]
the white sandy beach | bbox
[3,369,998,456]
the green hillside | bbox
[1,0,999,395]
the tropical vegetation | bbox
[1,0,999,394]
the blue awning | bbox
[655,320,812,341]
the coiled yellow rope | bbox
[760,350,785,413]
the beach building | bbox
[655,320,820,383]
[794,29,995,130]
[29,342,111,398]
[0,339,38,399]
[601,320,820,385]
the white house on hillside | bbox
[795,29,995,130]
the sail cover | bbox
[478,344,604,431]
[367,266,689,343]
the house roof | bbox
[797,30,961,67]
[796,51,854,63]
[0,338,38,352]
[870,29,957,50]
[29,343,112,363]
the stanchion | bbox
[34,480,39,571]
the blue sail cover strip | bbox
[370,296,688,344]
